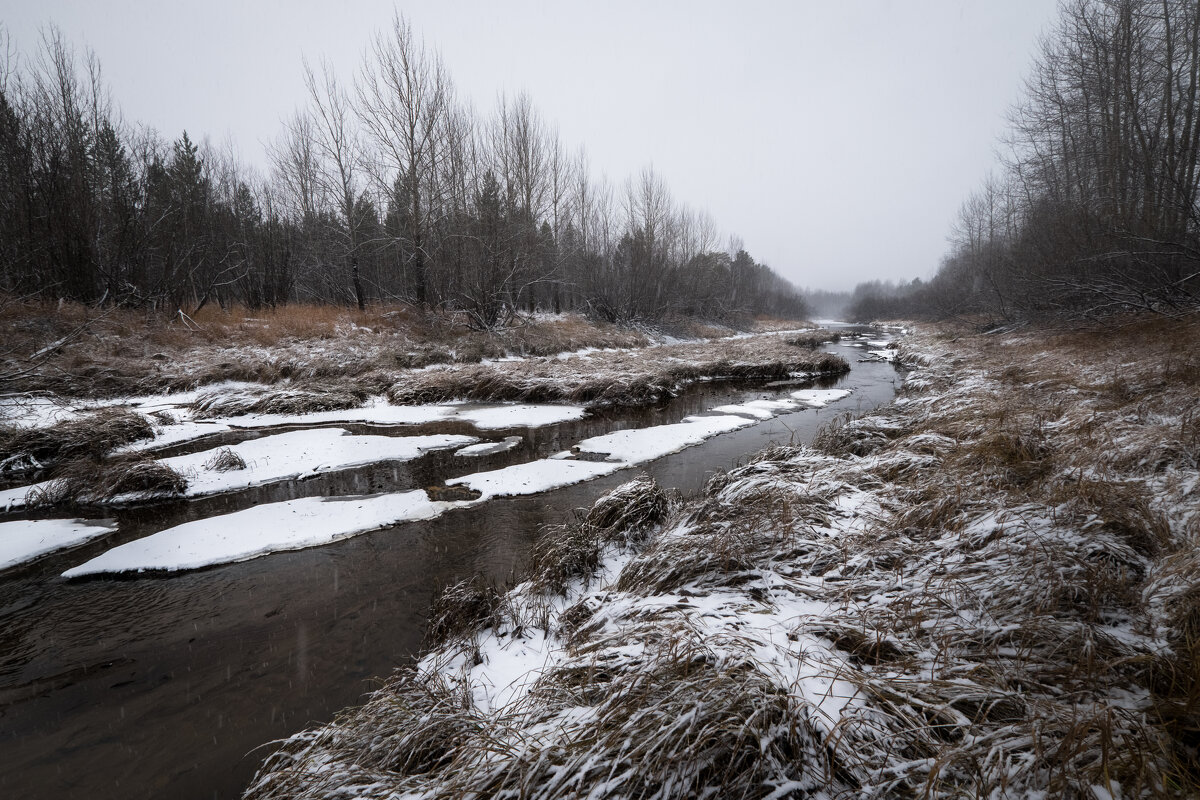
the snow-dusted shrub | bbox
[191,385,367,419]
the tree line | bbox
[0,18,807,326]
[849,0,1200,322]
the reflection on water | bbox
[0,331,900,800]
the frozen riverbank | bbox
[247,316,1200,799]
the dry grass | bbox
[25,453,187,507]
[190,385,369,419]
[386,337,848,408]
[0,298,654,398]
[425,576,503,646]
[0,408,153,475]
[784,330,838,347]
[244,313,1200,799]
[528,475,670,597]
[203,447,246,472]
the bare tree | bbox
[303,58,367,309]
[357,12,453,307]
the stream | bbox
[0,327,902,800]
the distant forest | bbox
[0,18,808,328]
[850,0,1200,323]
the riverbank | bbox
[0,329,895,800]
[247,315,1200,799]
[0,299,807,399]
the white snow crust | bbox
[791,388,852,407]
[454,437,523,457]
[162,429,476,498]
[63,490,461,576]
[0,518,115,570]
[572,415,755,463]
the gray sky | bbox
[1,0,1061,291]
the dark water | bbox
[0,330,901,800]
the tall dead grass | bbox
[25,453,187,507]
[245,313,1200,799]
[0,408,153,474]
[0,298,655,398]
[386,338,848,408]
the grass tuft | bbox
[0,408,152,475]
[425,576,502,647]
[203,447,246,472]
[25,454,187,507]
[191,386,368,419]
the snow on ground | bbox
[791,388,852,407]
[448,459,623,499]
[867,349,898,361]
[0,397,80,429]
[1,429,476,510]
[63,491,464,577]
[453,404,587,429]
[162,429,475,497]
[0,483,32,512]
[0,518,116,571]
[217,402,456,429]
[572,414,755,462]
[454,436,523,457]
[119,420,233,452]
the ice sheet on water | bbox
[791,389,852,407]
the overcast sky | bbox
[1,0,1061,291]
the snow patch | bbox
[63,491,460,576]
[0,518,116,570]
[573,415,755,463]
[448,459,622,499]
[791,389,852,408]
[162,429,476,498]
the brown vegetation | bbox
[246,314,1200,799]
[386,335,847,408]
[0,408,152,475]
[0,299,653,398]
[25,454,188,507]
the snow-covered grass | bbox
[246,315,1200,800]
[0,302,655,398]
[0,408,153,474]
[386,335,847,408]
